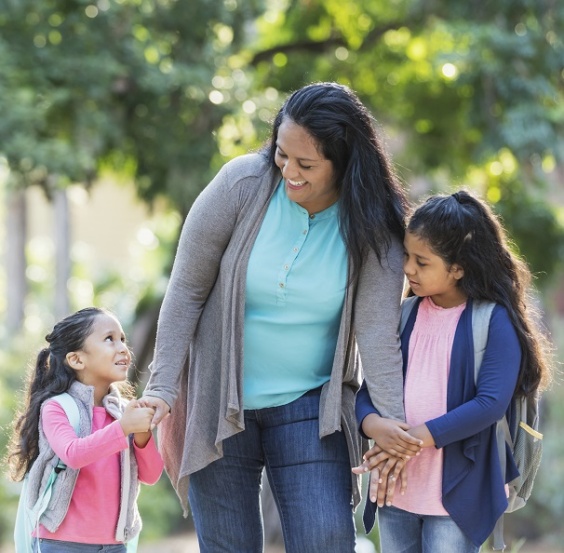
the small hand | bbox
[120,400,155,435]
[362,414,423,458]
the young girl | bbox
[354,191,552,552]
[8,307,164,553]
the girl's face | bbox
[403,231,466,308]
[274,118,339,215]
[68,313,131,398]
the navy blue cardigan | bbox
[356,298,521,546]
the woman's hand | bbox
[137,396,171,430]
[361,414,423,458]
[353,446,408,507]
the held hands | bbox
[353,414,425,508]
[119,399,155,435]
[361,414,423,458]
[352,444,408,507]
[137,396,171,430]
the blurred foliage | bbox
[0,0,266,214]
[1,0,564,547]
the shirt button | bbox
[284,265,289,270]
[303,230,307,235]
[293,247,298,252]
[279,282,285,288]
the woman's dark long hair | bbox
[407,190,553,397]
[265,82,409,276]
[7,307,109,480]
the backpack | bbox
[400,296,543,550]
[14,393,139,553]
[14,393,80,553]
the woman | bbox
[142,82,419,552]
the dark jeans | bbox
[189,388,356,553]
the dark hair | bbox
[265,82,408,276]
[7,307,116,480]
[407,190,553,397]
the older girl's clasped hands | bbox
[353,415,423,507]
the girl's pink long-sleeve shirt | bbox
[393,297,465,516]
[37,401,163,544]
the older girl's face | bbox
[274,118,338,215]
[403,231,466,308]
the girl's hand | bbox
[120,400,155,435]
[138,397,171,430]
[361,414,423,458]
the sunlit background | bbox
[1,0,563,551]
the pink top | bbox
[37,401,163,544]
[393,297,466,515]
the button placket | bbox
[276,212,311,303]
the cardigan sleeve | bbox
[427,305,521,448]
[353,237,406,422]
[143,157,252,409]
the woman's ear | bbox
[66,351,84,371]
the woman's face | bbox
[274,118,338,215]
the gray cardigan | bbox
[144,153,405,513]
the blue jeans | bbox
[188,388,356,553]
[378,505,480,553]
[33,539,126,552]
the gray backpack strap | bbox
[471,300,496,381]
[399,296,419,335]
[51,393,81,433]
[50,393,81,470]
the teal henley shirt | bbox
[243,179,348,409]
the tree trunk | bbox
[5,186,27,333]
[53,186,71,319]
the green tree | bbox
[0,0,266,327]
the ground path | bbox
[136,533,561,553]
